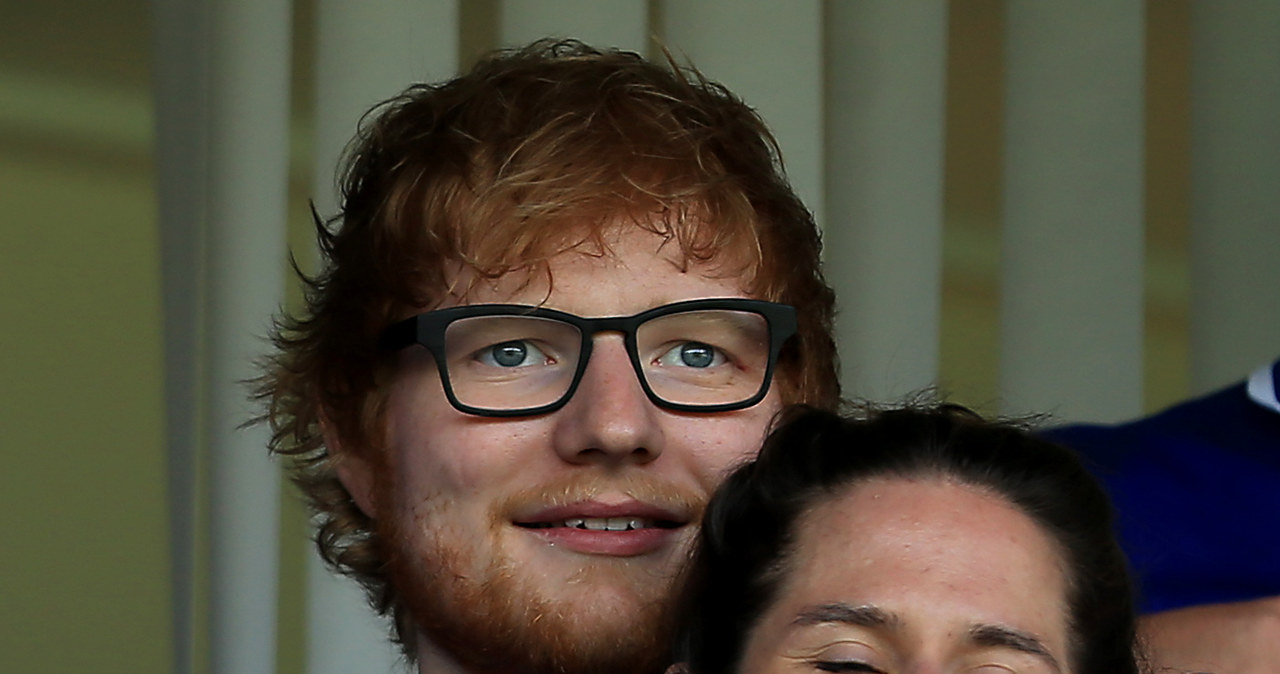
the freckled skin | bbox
[739,478,1073,674]
[344,225,785,674]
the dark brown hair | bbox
[675,405,1144,674]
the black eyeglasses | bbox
[379,298,797,417]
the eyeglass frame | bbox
[378,298,798,418]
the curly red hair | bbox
[256,38,838,653]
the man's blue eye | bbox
[656,341,725,369]
[490,342,527,367]
[478,340,549,368]
[679,342,716,368]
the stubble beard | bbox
[381,495,683,674]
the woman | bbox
[673,405,1144,674]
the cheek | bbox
[675,400,780,489]
[389,418,540,499]
[383,380,497,499]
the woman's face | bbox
[737,477,1073,674]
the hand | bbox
[1140,595,1280,673]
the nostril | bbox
[572,444,657,462]
[627,445,658,461]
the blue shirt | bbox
[1046,360,1280,613]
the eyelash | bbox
[813,661,883,673]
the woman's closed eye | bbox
[811,660,884,673]
[791,639,887,674]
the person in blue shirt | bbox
[1047,359,1280,673]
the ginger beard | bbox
[379,472,703,674]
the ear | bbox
[321,414,379,519]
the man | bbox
[258,39,838,674]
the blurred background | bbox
[2,1,1275,673]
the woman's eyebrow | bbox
[969,624,1062,673]
[793,603,898,629]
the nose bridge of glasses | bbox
[575,314,644,366]
[578,314,641,338]
[577,318,644,379]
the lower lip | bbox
[520,525,682,557]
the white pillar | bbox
[999,2,1145,422]
[659,0,824,228]
[499,0,647,51]
[311,1,461,218]
[1188,1,1280,394]
[151,0,209,672]
[822,1,949,401]
[205,1,291,672]
[306,4,459,674]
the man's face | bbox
[355,225,784,674]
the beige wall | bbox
[0,2,170,672]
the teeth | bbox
[558,517,653,531]
[520,516,670,531]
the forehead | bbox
[795,477,1064,579]
[442,222,758,313]
[780,478,1072,658]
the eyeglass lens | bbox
[441,309,772,412]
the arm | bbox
[1140,595,1280,673]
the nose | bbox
[551,334,665,466]
[904,662,945,674]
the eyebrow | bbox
[969,624,1062,673]
[793,603,898,629]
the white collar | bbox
[1246,360,1280,414]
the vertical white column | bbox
[999,2,1145,422]
[306,4,459,673]
[151,1,209,672]
[311,1,460,217]
[205,1,291,672]
[659,0,824,227]
[1188,1,1280,394]
[823,2,949,401]
[500,0,647,51]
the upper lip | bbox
[512,499,690,527]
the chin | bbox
[532,550,679,620]
[399,532,679,674]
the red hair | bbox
[256,38,838,653]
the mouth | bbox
[518,516,682,532]
[512,501,691,556]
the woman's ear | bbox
[321,415,378,519]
